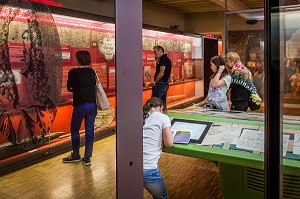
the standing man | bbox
[150,45,172,107]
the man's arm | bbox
[148,65,166,87]
[154,66,166,84]
[67,70,74,92]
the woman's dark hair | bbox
[143,97,166,122]
[75,51,91,66]
[210,55,229,79]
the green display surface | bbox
[164,110,300,198]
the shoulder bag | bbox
[249,93,262,111]
[94,70,110,110]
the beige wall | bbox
[143,1,184,31]
[184,11,224,36]
[227,15,264,31]
[57,0,185,31]
[184,11,264,37]
[56,0,264,35]
[58,0,115,18]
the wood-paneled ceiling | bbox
[146,0,300,13]
[146,0,264,13]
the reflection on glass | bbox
[284,7,300,109]
[142,29,204,106]
[0,0,62,159]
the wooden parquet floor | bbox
[0,135,221,199]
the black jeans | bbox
[151,82,169,106]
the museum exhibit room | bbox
[0,0,300,198]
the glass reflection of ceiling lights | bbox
[226,8,264,21]
[52,14,115,26]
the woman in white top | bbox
[143,97,173,199]
[197,55,231,110]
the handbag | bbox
[94,70,110,110]
[248,93,262,111]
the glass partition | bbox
[142,29,204,106]
[0,1,205,174]
[54,14,116,102]
[281,3,300,196]
[142,30,202,84]
[0,1,62,161]
[227,11,265,105]
[224,1,300,198]
[0,1,117,175]
[283,4,300,114]
[223,5,267,199]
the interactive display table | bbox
[164,108,300,199]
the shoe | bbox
[62,153,81,163]
[81,157,91,166]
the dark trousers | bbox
[152,82,169,107]
[70,102,97,158]
[231,100,249,111]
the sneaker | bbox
[62,153,81,163]
[81,157,91,166]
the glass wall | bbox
[0,1,62,161]
[283,3,300,114]
[280,2,300,197]
[0,1,206,174]
[0,1,117,175]
[226,10,265,106]
[142,29,204,105]
[224,0,300,198]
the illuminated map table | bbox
[164,108,300,198]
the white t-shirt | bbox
[143,111,171,170]
[207,75,231,110]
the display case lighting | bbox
[52,14,114,26]
[25,0,62,7]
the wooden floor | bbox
[0,135,222,199]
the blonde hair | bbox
[225,52,241,63]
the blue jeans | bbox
[70,102,97,158]
[152,82,169,106]
[144,168,168,199]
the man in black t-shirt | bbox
[150,46,172,106]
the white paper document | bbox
[293,134,300,155]
[201,125,242,146]
[283,134,290,156]
[171,121,208,140]
[236,130,290,155]
[221,126,242,145]
[201,126,223,145]
[236,129,264,152]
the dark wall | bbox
[203,38,218,96]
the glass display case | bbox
[0,2,207,173]
[53,15,204,105]
[283,7,300,108]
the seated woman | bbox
[197,55,231,111]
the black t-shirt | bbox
[230,84,250,101]
[67,67,96,107]
[154,54,172,82]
